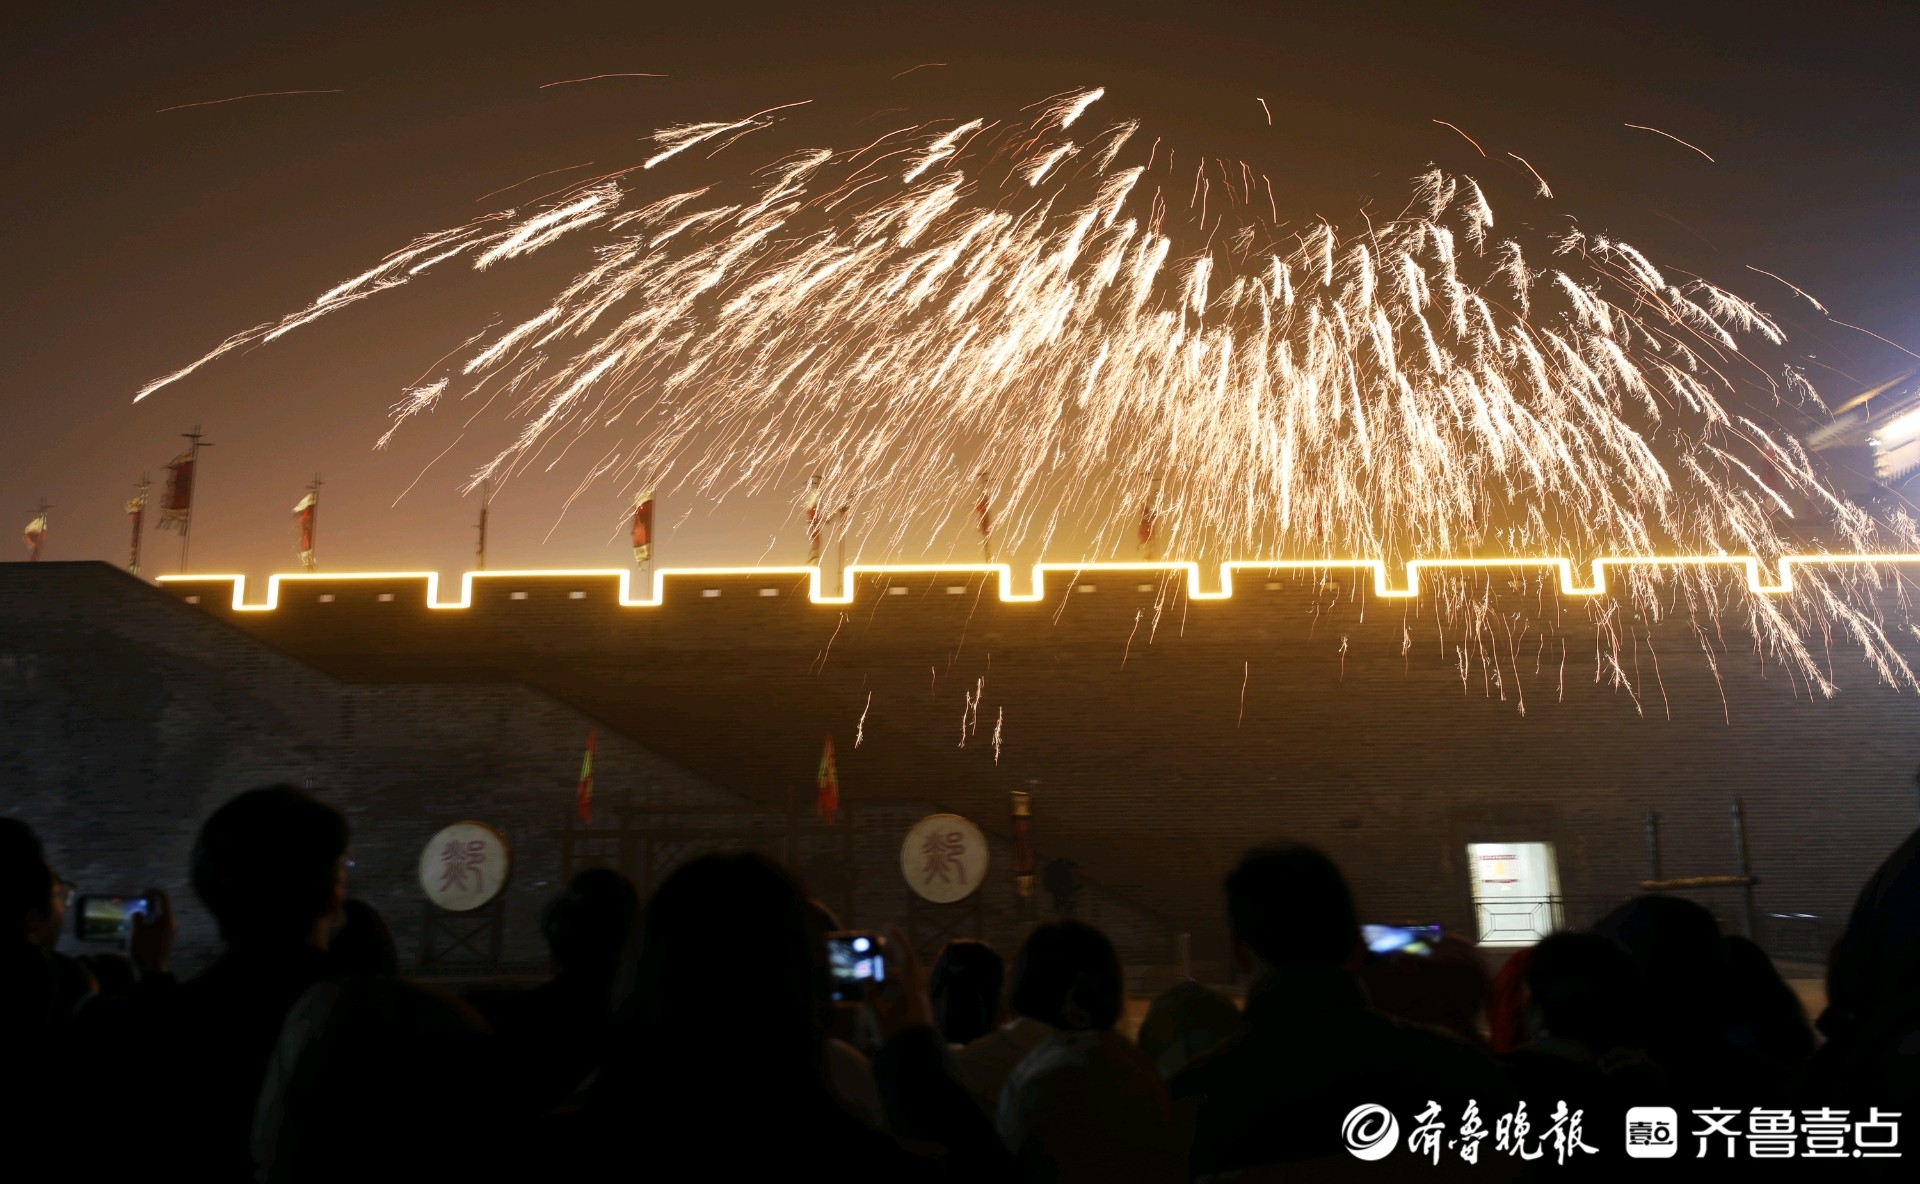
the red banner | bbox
[294,492,316,569]
[631,491,653,563]
[158,452,193,529]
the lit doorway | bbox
[1467,842,1564,946]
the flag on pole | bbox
[576,730,597,823]
[293,491,318,570]
[815,734,840,825]
[805,475,823,565]
[630,490,654,563]
[22,514,47,561]
[157,451,193,531]
[126,482,148,573]
[974,493,991,561]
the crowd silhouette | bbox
[3,786,1916,1180]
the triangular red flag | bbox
[576,731,597,824]
[815,735,839,825]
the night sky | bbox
[6,1,1919,582]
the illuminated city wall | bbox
[142,558,1920,965]
[0,563,1173,969]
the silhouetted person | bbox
[2,818,71,1029]
[571,852,1012,1179]
[1135,978,1241,1172]
[1516,932,1650,1068]
[1723,934,1815,1074]
[802,897,887,1130]
[1483,946,1533,1055]
[1169,843,1513,1178]
[993,920,1184,1184]
[1500,931,1661,1179]
[1808,825,1920,1122]
[1136,980,1241,1079]
[931,938,1005,1047]
[0,817,87,1142]
[1,818,94,1015]
[253,969,497,1183]
[1361,931,1491,1049]
[326,898,398,977]
[136,786,350,1181]
[1592,895,1787,1106]
[470,867,638,1116]
[953,924,1072,1117]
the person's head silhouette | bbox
[191,786,349,950]
[1010,920,1123,1031]
[1225,843,1360,973]
[930,938,1004,1045]
[543,866,640,981]
[1,817,57,947]
[619,851,826,1082]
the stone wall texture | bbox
[0,563,1165,972]
[6,560,1920,975]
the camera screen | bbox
[826,933,886,1000]
[77,895,150,942]
[1362,923,1441,956]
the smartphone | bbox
[826,930,888,1002]
[74,894,155,942]
[1363,923,1442,956]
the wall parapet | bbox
[154,552,1920,612]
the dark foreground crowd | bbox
[4,787,1918,1182]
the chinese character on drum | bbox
[418,821,511,911]
[900,814,988,904]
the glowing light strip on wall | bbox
[154,553,1920,612]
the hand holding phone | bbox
[128,888,176,976]
[864,924,935,1039]
[75,894,158,943]
[826,930,889,1003]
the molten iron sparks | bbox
[136,87,1920,699]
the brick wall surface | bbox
[0,563,1167,972]
[7,561,1919,974]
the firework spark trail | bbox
[156,89,344,114]
[1744,265,1829,315]
[538,73,667,88]
[642,101,812,169]
[1433,119,1486,156]
[1507,152,1552,198]
[474,162,599,204]
[1624,123,1716,162]
[138,86,1920,696]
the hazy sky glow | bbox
[7,1,1920,586]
